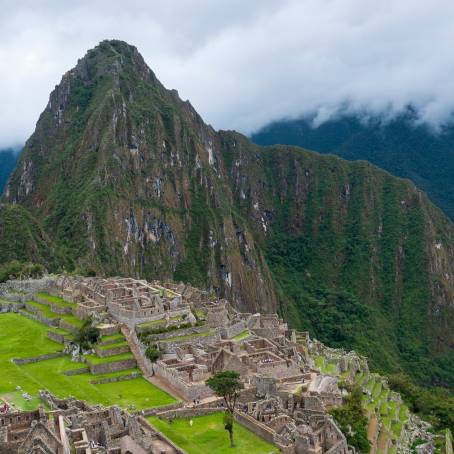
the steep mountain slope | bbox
[4,40,454,388]
[0,148,20,192]
[4,40,277,314]
[0,204,62,270]
[251,113,454,221]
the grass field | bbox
[0,313,176,411]
[148,413,277,454]
[232,330,251,342]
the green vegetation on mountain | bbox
[0,148,19,192]
[251,111,454,221]
[2,40,454,400]
[330,386,370,452]
[0,204,65,280]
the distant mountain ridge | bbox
[2,40,454,391]
[251,112,454,220]
[0,148,20,193]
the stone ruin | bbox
[0,275,382,453]
[0,391,181,454]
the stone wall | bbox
[155,407,222,420]
[112,306,191,328]
[63,367,90,376]
[137,416,186,454]
[0,277,57,298]
[142,402,184,417]
[47,330,66,344]
[13,351,65,365]
[0,300,23,312]
[219,320,246,339]
[89,358,137,375]
[19,308,59,327]
[90,372,141,384]
[59,320,79,334]
[95,344,131,358]
[146,325,210,341]
[233,411,277,445]
[157,332,220,354]
[34,295,72,314]
[153,362,213,401]
[98,324,120,336]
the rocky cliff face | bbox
[5,40,277,313]
[4,40,454,386]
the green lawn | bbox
[97,340,129,350]
[101,333,125,343]
[0,313,176,411]
[85,352,134,364]
[232,330,251,342]
[35,292,75,307]
[148,413,276,454]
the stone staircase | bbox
[121,324,152,376]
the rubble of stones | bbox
[0,276,435,454]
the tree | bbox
[74,317,100,350]
[145,345,161,363]
[206,371,244,447]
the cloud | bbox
[1,0,454,147]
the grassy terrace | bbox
[160,330,214,343]
[137,315,182,329]
[0,313,176,411]
[148,413,276,454]
[97,340,129,350]
[232,330,251,342]
[315,356,337,375]
[356,372,409,449]
[85,352,134,365]
[100,333,125,343]
[26,300,84,328]
[35,292,75,307]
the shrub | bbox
[74,317,100,350]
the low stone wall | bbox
[234,411,276,445]
[220,320,246,339]
[47,330,66,344]
[0,301,23,312]
[142,402,184,417]
[141,324,209,340]
[153,362,213,401]
[157,332,220,353]
[89,358,137,375]
[137,416,187,454]
[97,324,120,336]
[113,306,191,329]
[156,407,222,420]
[13,351,65,365]
[95,344,131,358]
[19,308,59,327]
[59,320,79,334]
[90,372,141,384]
[0,277,57,298]
[34,295,72,314]
[63,367,90,376]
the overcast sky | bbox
[2,0,454,148]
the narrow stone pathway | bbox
[121,324,184,402]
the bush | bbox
[145,346,161,362]
[74,317,100,350]
[0,261,46,282]
[330,386,370,453]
